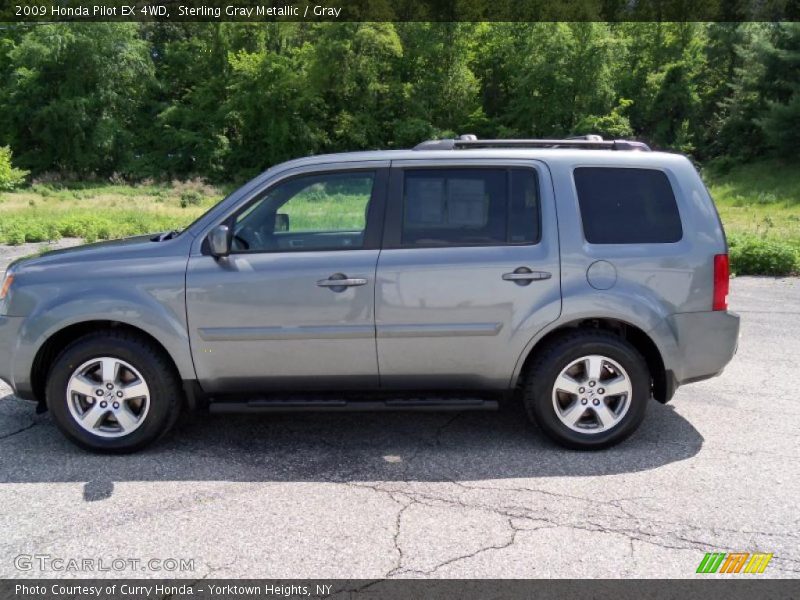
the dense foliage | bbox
[0,22,798,181]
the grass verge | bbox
[704,159,799,275]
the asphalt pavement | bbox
[1,276,798,579]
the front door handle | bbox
[502,267,552,286]
[317,273,368,292]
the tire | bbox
[45,330,182,453]
[522,330,649,450]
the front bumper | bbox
[0,316,24,395]
[668,310,741,385]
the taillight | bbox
[713,254,729,311]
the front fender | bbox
[12,288,194,397]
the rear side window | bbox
[401,168,539,247]
[574,167,682,244]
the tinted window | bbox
[232,171,374,252]
[401,168,539,247]
[574,167,682,244]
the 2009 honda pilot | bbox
[0,136,740,452]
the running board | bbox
[208,396,498,414]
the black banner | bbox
[1,0,799,23]
[2,579,800,600]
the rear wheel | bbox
[46,331,181,453]
[523,331,649,449]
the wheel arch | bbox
[512,317,673,403]
[30,320,186,405]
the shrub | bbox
[572,99,634,138]
[46,223,62,242]
[24,223,48,243]
[0,146,29,191]
[729,235,799,276]
[180,190,203,208]
[31,184,53,197]
[4,224,27,246]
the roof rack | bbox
[413,134,651,152]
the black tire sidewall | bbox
[46,335,176,453]
[527,335,649,449]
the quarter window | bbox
[401,168,540,247]
[574,167,683,244]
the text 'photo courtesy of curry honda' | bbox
[0,136,740,453]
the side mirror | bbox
[275,213,290,232]
[208,224,231,258]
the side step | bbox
[208,396,498,414]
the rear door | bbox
[375,159,561,390]
[186,162,388,393]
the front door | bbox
[375,160,561,390]
[186,164,388,393]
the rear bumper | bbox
[667,310,740,385]
[0,316,24,395]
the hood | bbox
[8,232,194,274]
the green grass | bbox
[703,159,800,275]
[0,180,222,244]
[280,188,368,231]
[704,159,800,250]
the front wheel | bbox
[46,331,182,453]
[522,331,650,450]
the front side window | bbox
[401,168,540,247]
[232,171,375,252]
[574,167,683,244]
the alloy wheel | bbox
[551,354,632,434]
[66,357,150,438]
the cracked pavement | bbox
[0,277,798,579]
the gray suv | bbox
[0,136,740,452]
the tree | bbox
[475,23,620,137]
[759,23,800,159]
[0,21,794,180]
[714,24,772,161]
[395,22,482,141]
[224,39,322,178]
[2,23,154,176]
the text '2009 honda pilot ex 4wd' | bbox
[0,136,740,453]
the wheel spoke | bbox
[585,356,603,381]
[68,375,97,398]
[602,375,629,397]
[592,402,616,429]
[120,381,147,400]
[554,373,582,395]
[566,402,587,425]
[80,402,108,429]
[114,405,139,432]
[100,358,119,384]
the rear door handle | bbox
[502,267,552,285]
[317,273,368,291]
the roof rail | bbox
[413,134,651,152]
